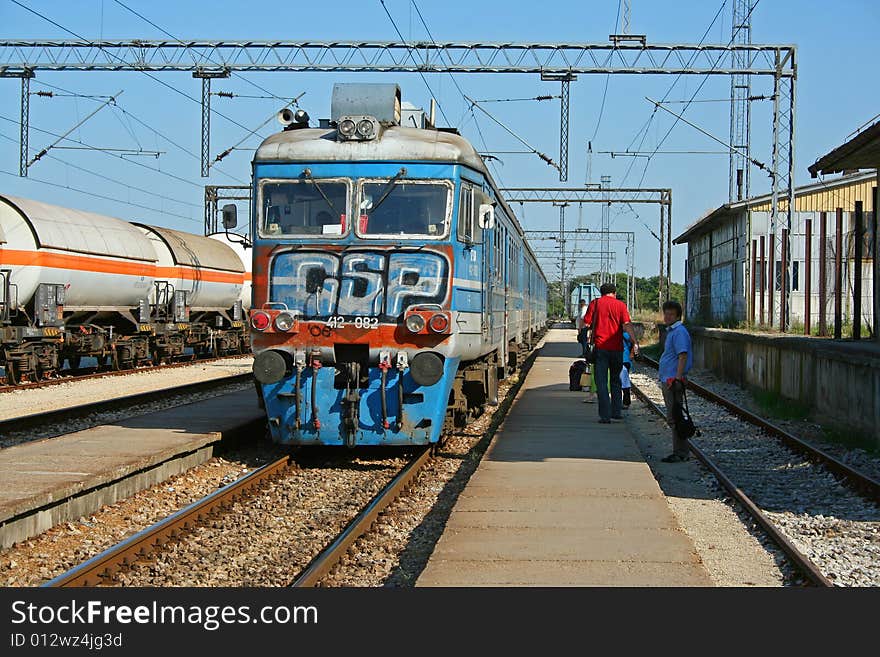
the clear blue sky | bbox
[1,0,878,283]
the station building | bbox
[674,170,876,333]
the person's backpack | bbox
[569,360,587,391]
[673,389,700,439]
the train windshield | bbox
[259,179,349,237]
[356,180,451,238]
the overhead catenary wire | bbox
[0,158,198,223]
[631,0,762,190]
[30,79,247,184]
[465,97,559,172]
[110,0,290,104]
[646,96,770,174]
[27,91,122,167]
[0,129,200,212]
[408,0,507,187]
[472,95,560,103]
[617,0,729,188]
[379,0,453,128]
[212,94,304,165]
[0,113,204,190]
[9,1,272,143]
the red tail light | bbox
[251,311,270,331]
[428,313,449,333]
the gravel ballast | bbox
[631,370,880,587]
[0,357,253,421]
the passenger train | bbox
[0,195,251,384]
[246,83,548,446]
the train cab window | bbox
[259,179,349,237]
[457,184,481,244]
[356,180,451,239]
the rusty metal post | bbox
[834,207,843,339]
[804,218,811,335]
[853,200,863,340]
[768,233,775,326]
[874,186,879,343]
[780,228,789,331]
[818,211,827,336]
[750,239,757,326]
[759,235,766,325]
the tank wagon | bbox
[0,194,250,383]
[246,83,548,447]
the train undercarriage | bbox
[0,322,250,385]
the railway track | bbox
[0,372,254,440]
[44,447,432,588]
[290,447,433,587]
[638,355,880,502]
[44,454,294,587]
[632,357,880,587]
[0,353,251,395]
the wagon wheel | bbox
[4,360,19,385]
[68,356,81,371]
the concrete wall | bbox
[690,327,880,445]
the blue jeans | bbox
[594,348,623,421]
[577,328,589,357]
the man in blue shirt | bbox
[658,300,693,462]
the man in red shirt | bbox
[584,283,640,423]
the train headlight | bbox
[428,313,449,333]
[356,119,375,138]
[338,118,356,139]
[274,312,296,332]
[405,314,426,333]
[251,311,270,331]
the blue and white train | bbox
[241,83,547,446]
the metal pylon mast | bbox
[729,0,755,202]
[600,175,612,284]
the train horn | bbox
[277,108,309,127]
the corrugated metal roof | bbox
[136,224,244,273]
[673,170,878,244]
[0,194,157,262]
[808,120,880,176]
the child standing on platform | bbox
[621,331,633,408]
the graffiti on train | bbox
[269,250,448,319]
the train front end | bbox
[249,85,485,447]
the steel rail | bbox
[44,454,292,587]
[629,382,832,587]
[0,353,250,394]
[290,446,433,587]
[0,372,253,438]
[638,356,880,503]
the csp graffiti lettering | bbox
[270,250,448,320]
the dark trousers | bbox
[576,328,589,358]
[594,348,623,420]
[662,380,690,457]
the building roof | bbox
[808,120,880,177]
[673,170,878,244]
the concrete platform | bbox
[417,330,712,587]
[0,389,264,549]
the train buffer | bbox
[418,329,712,586]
